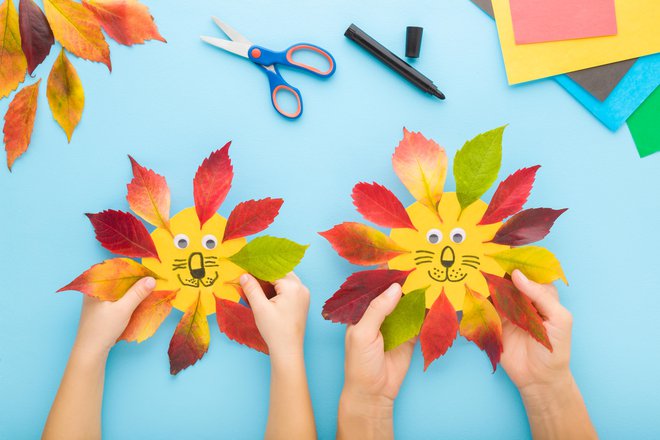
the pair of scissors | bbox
[201,17,336,119]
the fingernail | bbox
[514,269,529,283]
[240,274,249,283]
[385,283,401,298]
[145,277,156,289]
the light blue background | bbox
[1,1,659,439]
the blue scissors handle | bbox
[248,43,336,77]
[259,65,304,119]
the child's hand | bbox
[240,273,310,358]
[73,277,156,357]
[500,270,573,392]
[337,284,414,440]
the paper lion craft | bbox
[59,143,308,374]
[320,126,567,371]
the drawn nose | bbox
[188,252,206,279]
[440,246,455,268]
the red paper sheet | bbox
[509,0,617,44]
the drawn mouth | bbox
[177,271,219,288]
[427,269,467,283]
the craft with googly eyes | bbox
[320,127,567,371]
[59,143,308,375]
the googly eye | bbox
[173,234,189,249]
[450,228,466,244]
[202,234,217,250]
[426,229,442,244]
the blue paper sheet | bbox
[554,54,660,131]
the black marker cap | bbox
[405,26,423,58]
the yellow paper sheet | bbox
[492,0,660,84]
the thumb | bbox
[118,277,156,312]
[354,283,402,341]
[511,270,562,320]
[239,274,269,310]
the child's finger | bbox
[240,274,270,309]
[353,284,402,341]
[118,277,156,312]
[273,272,301,297]
[511,270,564,320]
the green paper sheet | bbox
[628,87,660,158]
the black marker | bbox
[345,24,445,100]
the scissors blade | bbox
[200,36,251,58]
[211,17,252,45]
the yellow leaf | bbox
[0,0,27,98]
[43,0,111,69]
[488,245,568,284]
[47,49,84,142]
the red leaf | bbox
[490,208,567,246]
[215,297,268,354]
[168,294,210,375]
[119,289,177,343]
[19,0,54,74]
[479,166,540,225]
[460,286,503,371]
[194,143,233,228]
[322,269,413,324]
[82,0,165,46]
[126,155,171,232]
[3,80,40,170]
[420,289,458,370]
[319,222,408,266]
[86,210,159,259]
[482,272,551,351]
[223,198,283,242]
[352,182,416,230]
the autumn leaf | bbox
[319,222,408,266]
[322,269,412,324]
[126,155,171,232]
[223,198,283,242]
[488,246,567,284]
[46,49,84,142]
[227,236,308,282]
[454,126,505,211]
[459,285,503,371]
[490,208,567,246]
[352,182,416,230]
[119,289,177,343]
[82,0,165,46]
[57,257,159,300]
[86,209,159,259]
[381,287,426,351]
[0,0,27,99]
[420,289,458,370]
[392,128,447,212]
[3,80,39,170]
[168,294,210,375]
[482,272,551,350]
[19,0,54,74]
[43,0,111,70]
[215,297,268,354]
[227,276,277,302]
[194,143,233,228]
[479,166,540,225]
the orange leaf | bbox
[43,0,111,70]
[420,289,458,370]
[168,293,210,375]
[46,49,84,142]
[57,257,159,300]
[0,0,27,98]
[3,80,39,170]
[193,143,233,228]
[215,297,268,354]
[392,128,447,212]
[119,289,177,343]
[126,155,171,232]
[19,0,54,74]
[82,0,165,46]
[320,222,408,266]
[459,285,503,371]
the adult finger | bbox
[511,270,565,320]
[118,277,156,312]
[240,274,270,309]
[353,284,402,341]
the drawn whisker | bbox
[415,261,431,265]
[415,250,435,254]
[174,258,186,262]
[414,256,433,261]
[461,263,478,269]
[205,264,219,268]
[462,259,480,263]
[204,256,218,260]
[463,255,479,258]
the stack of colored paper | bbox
[471,0,660,157]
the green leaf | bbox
[227,235,308,282]
[381,287,427,351]
[454,126,506,210]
